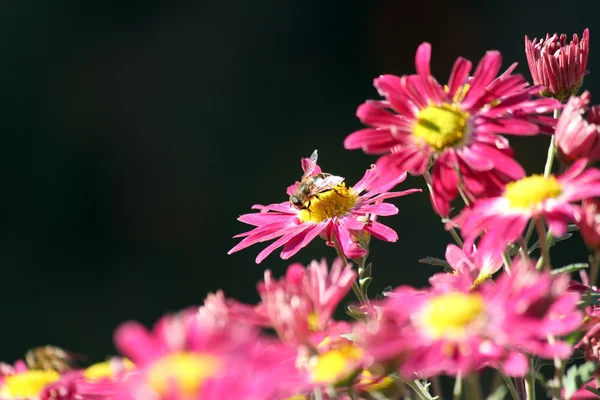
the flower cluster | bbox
[8,27,600,400]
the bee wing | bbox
[301,150,319,178]
[308,175,345,195]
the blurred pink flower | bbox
[429,243,503,290]
[229,162,419,263]
[525,29,590,101]
[208,259,356,347]
[451,159,600,253]
[344,42,559,216]
[113,309,306,400]
[555,91,600,165]
[579,198,600,251]
[360,260,582,377]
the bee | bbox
[289,150,345,210]
[25,345,81,372]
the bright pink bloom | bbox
[360,260,582,377]
[429,243,503,290]
[228,162,419,263]
[344,42,559,216]
[451,159,600,253]
[579,198,600,250]
[525,29,590,101]
[555,91,600,164]
[113,309,306,400]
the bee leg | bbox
[332,188,347,198]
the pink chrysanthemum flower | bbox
[257,259,356,346]
[525,29,590,101]
[451,159,600,253]
[555,91,600,165]
[361,259,582,377]
[212,259,356,347]
[344,42,560,216]
[429,243,503,290]
[579,198,600,250]
[113,309,306,400]
[228,161,419,263]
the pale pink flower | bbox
[344,42,559,216]
[555,91,600,165]
[525,29,590,101]
[451,159,600,253]
[229,162,419,263]
[360,260,582,377]
[429,243,503,290]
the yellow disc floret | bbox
[310,345,363,384]
[504,175,562,209]
[419,292,485,339]
[298,184,358,223]
[0,370,60,398]
[84,358,135,381]
[147,352,221,396]
[413,103,470,151]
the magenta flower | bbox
[451,159,600,253]
[525,29,590,101]
[345,42,559,216]
[429,243,503,290]
[555,91,600,165]
[113,309,306,400]
[361,259,582,377]
[228,161,420,263]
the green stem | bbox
[453,373,463,400]
[332,236,367,303]
[543,109,560,178]
[502,374,521,400]
[423,170,464,247]
[526,358,536,400]
[407,380,437,400]
[548,335,564,400]
[591,250,600,288]
[535,219,551,270]
[502,251,512,274]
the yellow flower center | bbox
[420,292,484,339]
[0,370,60,398]
[311,345,363,384]
[504,175,562,209]
[444,83,471,103]
[83,358,135,381]
[307,312,320,331]
[298,184,358,223]
[413,103,470,151]
[147,352,221,396]
[357,370,396,392]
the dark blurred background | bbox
[1,0,597,364]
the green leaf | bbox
[563,361,597,399]
[486,384,507,400]
[339,333,357,341]
[418,257,450,268]
[582,291,600,306]
[552,263,589,275]
[529,233,573,253]
[585,385,600,397]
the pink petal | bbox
[280,223,326,259]
[365,221,398,242]
[447,57,473,98]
